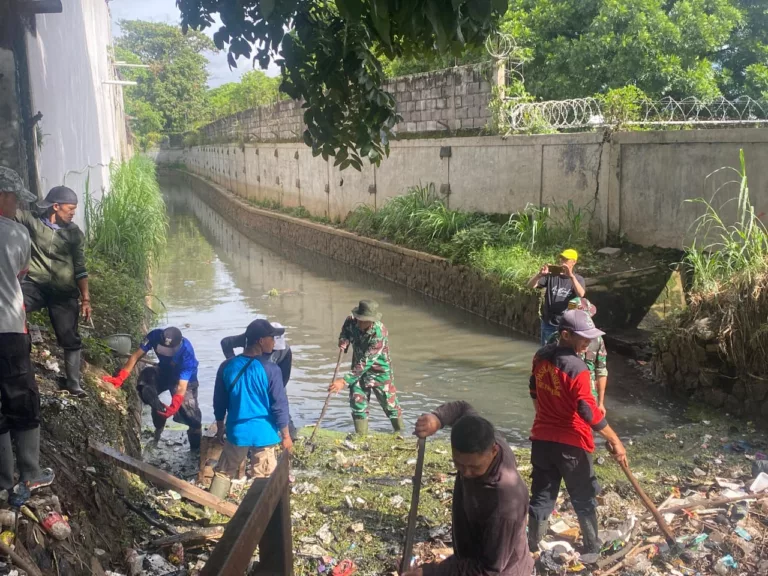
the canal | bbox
[146,178,681,445]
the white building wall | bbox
[24,0,130,227]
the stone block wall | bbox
[201,65,493,142]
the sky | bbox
[108,0,280,88]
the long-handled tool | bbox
[401,437,426,574]
[619,459,676,546]
[307,349,344,451]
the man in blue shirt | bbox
[103,326,203,450]
[209,319,292,499]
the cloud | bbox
[109,0,280,88]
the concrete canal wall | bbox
[162,128,768,251]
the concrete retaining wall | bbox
[164,128,768,250]
[165,168,542,338]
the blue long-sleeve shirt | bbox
[213,353,290,448]
[140,329,199,385]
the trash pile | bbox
[533,422,768,575]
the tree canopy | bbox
[175,0,509,170]
[116,20,215,145]
[206,70,284,120]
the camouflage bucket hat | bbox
[352,300,382,322]
[568,297,597,317]
[0,166,36,203]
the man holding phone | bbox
[527,248,586,345]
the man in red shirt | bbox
[528,309,627,558]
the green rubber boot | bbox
[209,473,231,499]
[353,418,369,437]
[390,417,405,433]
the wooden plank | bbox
[253,481,293,575]
[88,440,238,517]
[201,452,290,576]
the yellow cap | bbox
[560,248,579,261]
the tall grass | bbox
[343,184,596,289]
[684,150,768,295]
[86,157,168,279]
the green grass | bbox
[343,185,598,290]
[85,156,168,279]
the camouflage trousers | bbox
[349,377,402,421]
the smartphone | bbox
[547,265,564,276]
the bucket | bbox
[105,334,132,356]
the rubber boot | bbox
[61,350,87,397]
[390,417,405,433]
[577,511,602,559]
[0,433,14,491]
[527,515,549,552]
[209,473,231,499]
[353,417,368,437]
[13,427,42,484]
[187,429,202,452]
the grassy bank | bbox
[287,408,764,575]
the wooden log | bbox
[201,452,291,576]
[151,526,225,548]
[0,539,42,576]
[88,440,238,517]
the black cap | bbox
[38,186,78,210]
[245,319,285,347]
[156,327,183,357]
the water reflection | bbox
[150,178,681,444]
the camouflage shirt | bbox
[338,316,393,387]
[547,333,608,400]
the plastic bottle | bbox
[41,511,71,540]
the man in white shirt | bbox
[0,167,54,493]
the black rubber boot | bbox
[61,350,87,397]
[0,432,14,491]
[353,417,368,437]
[187,429,202,452]
[13,427,42,483]
[527,515,549,552]
[577,511,602,559]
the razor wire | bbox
[501,96,768,133]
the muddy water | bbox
[147,180,681,445]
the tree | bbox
[175,0,508,170]
[116,20,216,136]
[206,70,283,120]
[499,0,744,102]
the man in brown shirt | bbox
[406,401,534,576]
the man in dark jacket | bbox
[221,321,296,439]
[528,309,627,559]
[408,401,533,576]
[15,186,90,397]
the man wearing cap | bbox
[547,297,609,416]
[209,319,292,498]
[14,186,90,397]
[0,167,55,492]
[527,248,586,346]
[328,300,404,436]
[103,326,203,450]
[527,309,627,559]
[221,321,297,439]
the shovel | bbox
[307,348,344,451]
[401,437,426,574]
[618,459,676,547]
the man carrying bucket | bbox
[328,300,404,436]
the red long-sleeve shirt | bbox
[529,344,607,452]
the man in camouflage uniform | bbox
[328,300,404,435]
[548,297,608,415]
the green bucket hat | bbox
[352,300,382,322]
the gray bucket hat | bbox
[0,166,37,203]
[352,300,382,322]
